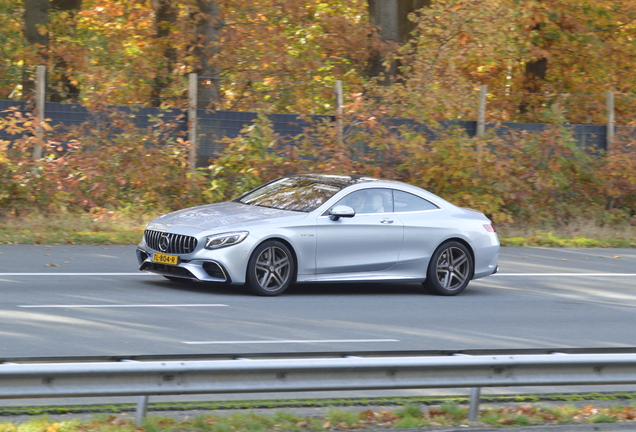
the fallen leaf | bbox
[358,410,375,422]
[562,259,568,261]
[45,263,59,267]
[497,417,517,425]
[613,255,622,258]
[515,405,535,415]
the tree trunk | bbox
[49,0,82,102]
[367,0,430,83]
[519,0,548,115]
[22,0,50,98]
[192,0,221,109]
[151,0,178,107]
[519,21,548,115]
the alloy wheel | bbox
[435,246,470,291]
[254,245,292,292]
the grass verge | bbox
[0,214,634,247]
[0,213,145,245]
[3,393,636,431]
[5,392,636,416]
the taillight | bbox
[484,224,496,232]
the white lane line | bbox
[0,273,154,276]
[18,304,227,308]
[494,273,636,277]
[3,272,634,277]
[183,339,400,345]
[4,272,636,277]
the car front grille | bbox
[144,230,198,254]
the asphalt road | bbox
[1,245,635,358]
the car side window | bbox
[336,189,393,214]
[393,190,439,212]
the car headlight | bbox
[205,231,249,249]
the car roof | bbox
[286,174,457,210]
[287,174,403,188]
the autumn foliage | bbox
[1,0,636,228]
[205,113,636,225]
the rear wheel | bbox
[246,241,295,296]
[423,241,473,296]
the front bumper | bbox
[137,248,231,282]
[136,233,256,284]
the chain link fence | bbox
[2,65,634,163]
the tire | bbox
[246,240,295,296]
[423,241,473,296]
[163,276,195,284]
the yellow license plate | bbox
[152,252,179,266]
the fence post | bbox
[606,91,614,150]
[33,65,46,160]
[188,72,198,169]
[476,85,487,136]
[334,80,344,144]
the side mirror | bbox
[329,205,355,221]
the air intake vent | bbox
[144,230,198,254]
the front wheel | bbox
[423,241,473,296]
[246,241,295,296]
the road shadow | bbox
[141,278,490,297]
[140,279,251,296]
[285,283,492,297]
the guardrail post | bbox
[136,395,149,426]
[468,387,481,421]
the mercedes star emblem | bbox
[158,234,170,252]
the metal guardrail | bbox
[5,346,636,363]
[3,349,636,425]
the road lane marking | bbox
[18,304,227,308]
[183,339,400,345]
[494,273,636,277]
[3,272,635,277]
[0,273,154,276]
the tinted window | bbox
[335,188,393,214]
[237,178,342,212]
[393,190,439,212]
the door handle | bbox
[380,218,394,224]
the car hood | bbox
[146,202,308,232]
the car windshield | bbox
[236,178,342,212]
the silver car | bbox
[137,174,499,296]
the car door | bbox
[315,188,404,274]
[391,189,449,265]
